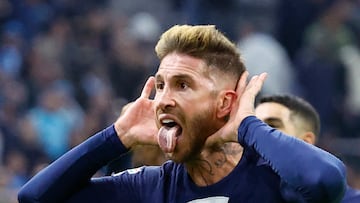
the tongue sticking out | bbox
[158,125,180,153]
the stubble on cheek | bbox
[180,109,215,162]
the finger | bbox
[259,72,268,83]
[235,71,249,94]
[120,102,133,116]
[231,71,249,115]
[253,72,267,91]
[140,76,155,98]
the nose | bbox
[155,88,176,111]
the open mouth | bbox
[161,119,182,136]
[158,118,183,153]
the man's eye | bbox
[267,123,279,129]
[179,82,188,89]
[156,83,164,90]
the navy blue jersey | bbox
[18,116,346,203]
[342,186,360,203]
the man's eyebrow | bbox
[172,74,193,81]
[155,74,194,81]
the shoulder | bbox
[109,161,184,193]
[111,161,182,179]
[342,186,360,203]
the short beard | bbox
[180,106,217,163]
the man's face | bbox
[255,102,300,138]
[154,52,220,162]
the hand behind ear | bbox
[114,76,159,149]
[206,71,267,146]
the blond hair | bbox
[155,25,245,82]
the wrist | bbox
[114,122,136,149]
[237,115,257,145]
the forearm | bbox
[18,125,128,203]
[238,116,346,202]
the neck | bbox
[185,143,243,186]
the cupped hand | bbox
[205,71,267,146]
[114,76,159,149]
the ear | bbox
[300,132,316,145]
[216,90,237,119]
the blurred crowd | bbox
[0,0,359,202]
